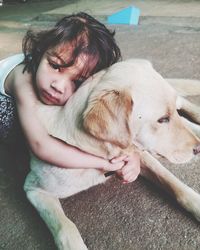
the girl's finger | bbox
[111,155,128,163]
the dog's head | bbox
[83,59,200,164]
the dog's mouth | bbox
[133,140,166,159]
[142,149,190,164]
[133,139,195,164]
[151,152,165,159]
[152,150,194,164]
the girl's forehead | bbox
[47,43,97,77]
[56,43,73,53]
[48,43,73,60]
[48,44,86,61]
[49,44,92,65]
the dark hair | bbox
[22,12,121,83]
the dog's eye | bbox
[157,116,170,123]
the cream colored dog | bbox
[24,59,200,250]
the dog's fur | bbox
[24,59,200,250]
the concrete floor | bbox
[1,1,200,250]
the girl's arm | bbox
[11,65,125,171]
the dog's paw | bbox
[177,186,200,222]
[55,224,88,250]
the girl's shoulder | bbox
[0,54,24,97]
[0,53,24,67]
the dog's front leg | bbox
[140,150,200,222]
[176,96,200,124]
[24,173,88,250]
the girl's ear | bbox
[83,89,133,149]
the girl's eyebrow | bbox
[46,51,74,67]
[46,51,65,63]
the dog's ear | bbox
[83,90,133,149]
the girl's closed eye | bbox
[49,61,62,72]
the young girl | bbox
[0,12,140,183]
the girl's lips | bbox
[42,91,59,104]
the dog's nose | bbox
[193,144,200,155]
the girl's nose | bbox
[50,80,65,94]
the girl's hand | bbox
[103,155,127,172]
[115,152,140,183]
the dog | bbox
[24,59,200,250]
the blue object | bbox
[107,6,140,25]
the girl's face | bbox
[35,45,89,105]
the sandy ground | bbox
[45,0,200,17]
[1,1,200,250]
